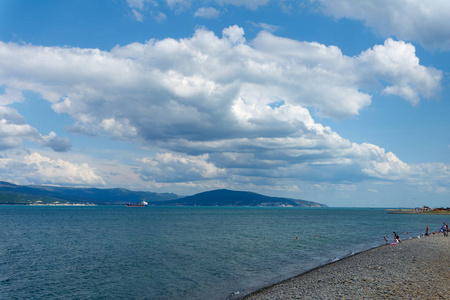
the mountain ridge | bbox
[0,182,326,207]
[0,181,179,205]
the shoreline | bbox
[385,208,450,215]
[242,234,450,299]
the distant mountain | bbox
[151,189,327,207]
[0,181,179,205]
[0,182,326,207]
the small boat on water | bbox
[126,200,148,207]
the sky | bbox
[0,0,449,207]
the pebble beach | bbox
[243,234,450,299]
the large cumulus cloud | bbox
[0,26,439,124]
[0,26,445,190]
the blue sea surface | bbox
[0,206,447,299]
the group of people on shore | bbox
[385,223,448,245]
[384,232,401,245]
[425,223,448,236]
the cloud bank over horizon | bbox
[0,25,447,197]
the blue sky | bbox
[0,0,449,207]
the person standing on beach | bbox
[442,223,448,236]
[426,225,429,236]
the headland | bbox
[386,206,450,215]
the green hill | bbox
[151,189,327,207]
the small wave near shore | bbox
[242,233,450,299]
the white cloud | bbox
[0,28,440,136]
[126,0,164,21]
[317,0,450,50]
[125,0,272,22]
[0,88,23,105]
[222,25,246,45]
[410,163,450,193]
[251,22,281,33]
[151,11,167,22]
[357,39,442,105]
[0,152,105,186]
[194,7,220,19]
[138,152,227,182]
[0,106,66,151]
[126,0,150,10]
[165,0,193,10]
[358,144,411,180]
[100,118,138,139]
[132,9,144,22]
[41,132,72,152]
[0,105,72,152]
[217,0,270,10]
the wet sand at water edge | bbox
[243,234,450,299]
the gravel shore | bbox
[243,234,450,299]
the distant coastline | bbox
[29,203,96,206]
[386,207,450,215]
[0,181,325,208]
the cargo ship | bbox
[126,200,148,207]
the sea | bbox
[1,206,448,300]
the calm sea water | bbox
[1,206,447,299]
